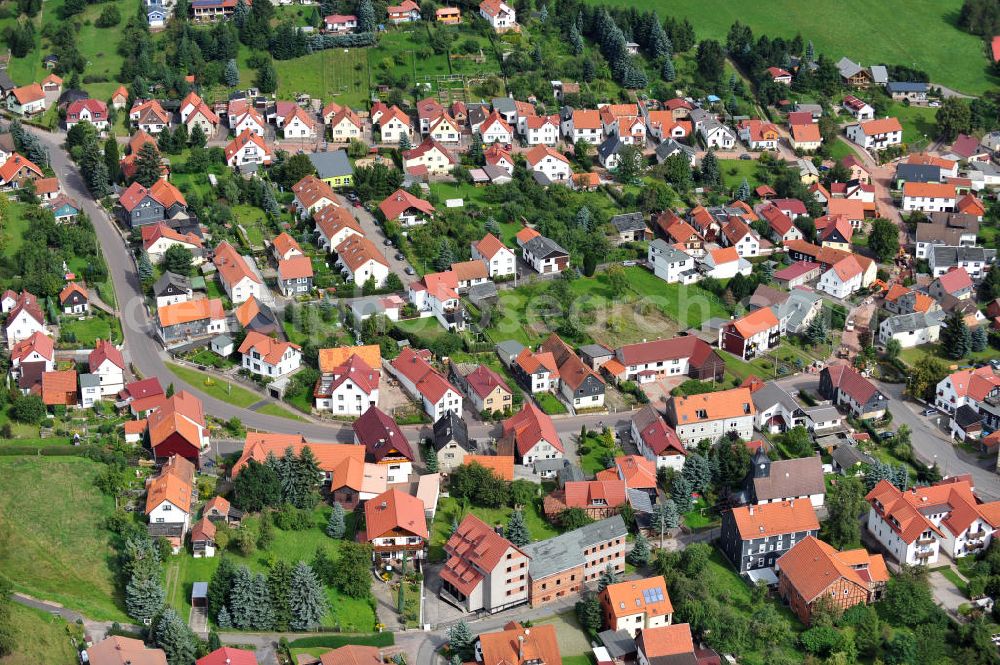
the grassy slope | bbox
[589,0,996,95]
[0,457,126,621]
[166,362,304,419]
[165,508,376,631]
[0,604,78,665]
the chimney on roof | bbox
[748,505,754,515]
[518,635,525,660]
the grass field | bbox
[534,392,568,415]
[167,362,261,407]
[165,507,377,632]
[899,344,994,368]
[0,457,127,622]
[275,48,371,110]
[429,496,557,561]
[718,159,762,191]
[1,203,33,260]
[255,402,307,421]
[589,0,996,95]
[0,603,79,665]
[888,102,938,146]
[60,314,123,346]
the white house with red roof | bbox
[281,106,318,139]
[327,107,364,141]
[758,204,803,245]
[7,84,46,115]
[89,339,126,396]
[10,330,54,372]
[866,477,1000,564]
[0,153,43,190]
[313,205,363,252]
[440,514,528,612]
[225,130,273,168]
[479,0,516,31]
[66,99,109,132]
[471,233,516,277]
[503,402,563,466]
[525,114,560,146]
[4,291,47,347]
[387,0,420,23]
[563,109,604,144]
[238,331,302,378]
[699,247,751,280]
[934,365,1000,415]
[314,352,380,415]
[141,223,204,264]
[524,145,571,182]
[479,111,514,145]
[378,189,435,226]
[213,240,264,304]
[130,99,170,133]
[335,235,390,287]
[842,95,874,121]
[719,307,782,360]
[375,105,412,143]
[484,144,514,174]
[323,13,357,31]
[427,113,461,143]
[292,175,339,218]
[232,107,267,136]
[929,267,975,301]
[388,347,463,421]
[403,138,457,176]
[846,117,903,151]
[818,255,863,298]
[631,404,686,471]
[408,271,463,331]
[720,218,761,257]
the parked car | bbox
[929,101,941,108]
[383,238,393,246]
[922,408,936,416]
[878,430,895,440]
[739,153,752,160]
[394,253,404,260]
[404,266,415,275]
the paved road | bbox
[874,379,1000,500]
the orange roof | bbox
[830,255,862,282]
[378,188,435,221]
[335,235,389,272]
[524,144,569,167]
[777,536,889,604]
[502,402,563,456]
[865,478,989,543]
[319,345,382,372]
[0,153,43,182]
[233,435,363,476]
[11,83,44,105]
[957,193,986,216]
[637,623,695,659]
[709,246,739,265]
[292,175,338,211]
[124,419,148,435]
[238,331,300,365]
[884,283,910,303]
[903,181,957,200]
[112,85,129,100]
[572,109,601,130]
[278,255,313,281]
[147,391,205,452]
[516,226,541,244]
[141,222,202,251]
[329,457,387,495]
[670,387,755,424]
[479,623,560,665]
[157,298,225,327]
[600,575,673,623]
[59,281,88,305]
[272,231,302,258]
[827,198,866,219]
[145,471,192,514]
[319,645,382,665]
[859,117,903,136]
[474,233,509,260]
[614,454,657,489]
[791,123,821,143]
[314,205,363,240]
[729,500,819,539]
[908,153,957,171]
[11,330,54,363]
[450,259,488,283]
[463,454,514,481]
[364,488,429,540]
[731,307,779,338]
[41,370,77,405]
[224,129,273,162]
[443,514,523,594]
[214,240,262,287]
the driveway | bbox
[346,200,415,278]
[928,569,967,615]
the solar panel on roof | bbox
[642,587,665,603]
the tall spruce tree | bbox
[626,532,651,566]
[267,560,294,631]
[104,135,121,184]
[699,148,721,188]
[125,562,165,622]
[290,562,328,631]
[505,510,530,546]
[224,59,240,86]
[596,564,621,591]
[133,142,162,187]
[661,57,676,82]
[155,608,197,665]
[326,502,346,538]
[356,0,375,33]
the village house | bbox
[89,339,126,396]
[521,234,569,274]
[720,500,820,574]
[387,0,420,22]
[239,332,302,378]
[327,107,363,142]
[118,179,188,228]
[388,347,463,421]
[141,223,203,264]
[562,109,604,144]
[878,311,945,348]
[147,391,208,465]
[7,83,46,115]
[902,181,958,213]
[599,576,673,636]
[353,406,414,483]
[58,282,89,315]
[647,241,697,284]
[719,307,782,360]
[440,514,530,613]
[0,153,43,190]
[156,298,227,344]
[292,175,339,218]
[335,235,390,287]
[776,536,889,624]
[845,117,903,151]
[471,233,517,278]
[819,363,888,420]
[503,402,563,467]
[928,245,995,279]
[314,345,381,415]
[214,240,264,304]
[521,515,627,606]
[665,387,756,447]
[403,137,458,176]
[66,99,109,132]
[379,189,436,227]
[479,0,517,30]
[4,291,47,347]
[364,488,428,562]
[543,478,627,520]
[130,99,170,133]
[866,477,1000,565]
[323,13,357,32]
[631,405,686,471]
[314,205,363,252]
[524,145,572,183]
[841,95,874,121]
[613,336,725,384]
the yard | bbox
[533,391,568,415]
[166,362,261,408]
[578,431,620,475]
[165,506,378,632]
[588,0,996,95]
[887,101,938,147]
[1,603,79,665]
[489,267,729,347]
[59,314,123,346]
[274,48,371,110]
[0,457,127,622]
[718,159,762,191]
[899,343,995,368]
[428,496,558,562]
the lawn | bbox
[0,457,127,622]
[1,203,33,260]
[274,48,371,110]
[165,507,377,632]
[166,362,261,408]
[534,392,568,416]
[718,159,761,191]
[489,267,729,347]
[899,343,994,368]
[429,496,558,561]
[255,402,307,421]
[588,0,997,95]
[0,603,79,665]
[578,432,618,475]
[888,102,938,147]
[59,314,123,346]
[682,497,719,530]
[395,316,446,341]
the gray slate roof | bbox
[831,444,874,469]
[655,139,696,162]
[308,149,353,180]
[774,288,822,334]
[751,382,799,414]
[752,456,825,502]
[598,134,623,161]
[895,163,940,183]
[836,57,864,78]
[491,97,517,115]
[153,270,192,296]
[886,81,928,94]
[881,310,944,335]
[869,65,888,84]
[611,212,647,233]
[80,373,100,389]
[523,235,568,258]
[650,238,692,264]
[522,515,628,579]
[929,245,996,267]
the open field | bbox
[899,343,995,368]
[0,603,78,665]
[165,507,377,631]
[428,496,557,561]
[0,457,127,621]
[589,0,996,95]
[275,48,371,110]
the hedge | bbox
[289,633,395,649]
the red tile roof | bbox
[0,153,43,182]
[214,240,261,287]
[730,500,819,539]
[390,347,458,403]
[442,513,522,595]
[378,189,435,221]
[11,83,44,105]
[502,402,562,456]
[238,331,300,365]
[473,233,509,260]
[464,364,511,399]
[335,235,389,271]
[352,406,414,463]
[730,307,779,338]
[197,647,256,665]
[935,266,973,295]
[292,175,338,210]
[479,623,560,665]
[777,536,888,604]
[278,255,314,281]
[11,330,54,364]
[42,370,77,405]
[89,339,125,372]
[364,488,428,539]
[141,222,202,251]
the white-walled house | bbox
[479,0,516,31]
[846,117,903,151]
[817,256,863,298]
[524,145,571,182]
[89,340,126,396]
[238,332,302,378]
[471,233,517,278]
[902,182,958,213]
[648,240,698,284]
[632,405,686,471]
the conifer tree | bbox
[626,532,651,566]
[155,608,196,665]
[505,510,530,546]
[290,562,328,631]
[356,0,375,33]
[326,502,346,538]
[661,57,675,82]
